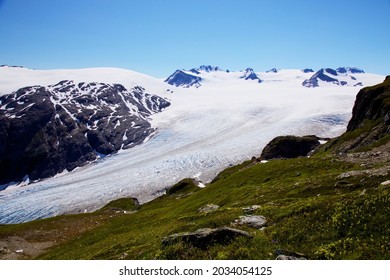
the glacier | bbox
[0,66,384,224]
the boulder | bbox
[242,205,261,213]
[261,135,320,160]
[275,249,307,260]
[234,215,267,229]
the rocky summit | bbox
[302,67,365,87]
[0,80,170,185]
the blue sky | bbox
[0,0,389,77]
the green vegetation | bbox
[1,148,387,260]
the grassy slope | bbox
[2,149,385,260]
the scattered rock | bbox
[337,167,390,179]
[242,205,261,213]
[380,180,390,186]
[0,247,11,254]
[234,215,267,229]
[162,227,252,248]
[275,249,307,260]
[198,204,220,213]
[276,255,307,260]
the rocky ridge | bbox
[302,67,365,87]
[0,81,170,186]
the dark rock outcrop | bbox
[302,67,365,87]
[266,68,278,73]
[0,81,170,185]
[162,227,252,248]
[323,76,390,152]
[261,135,321,160]
[302,68,314,73]
[240,68,262,83]
[197,65,222,72]
[347,76,390,131]
[302,68,339,87]
[164,70,202,88]
[336,67,365,74]
[166,178,199,195]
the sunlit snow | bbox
[0,66,384,224]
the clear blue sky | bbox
[0,0,389,77]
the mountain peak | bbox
[241,68,262,83]
[336,67,365,74]
[302,67,365,88]
[197,65,222,72]
[266,68,278,73]
[164,70,202,88]
[302,68,314,73]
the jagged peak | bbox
[164,69,202,88]
[336,67,365,74]
[244,67,255,73]
[266,68,278,73]
[197,65,222,72]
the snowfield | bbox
[0,66,384,224]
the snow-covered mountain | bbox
[164,65,378,88]
[164,70,202,88]
[0,79,170,186]
[240,67,262,83]
[0,65,385,224]
[302,67,366,87]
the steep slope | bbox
[324,76,390,152]
[0,81,170,186]
[164,70,202,88]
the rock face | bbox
[164,70,202,88]
[327,76,390,152]
[162,227,252,248]
[347,76,390,131]
[302,67,365,87]
[302,68,314,73]
[240,68,262,83]
[261,135,320,160]
[0,81,170,185]
[197,65,222,72]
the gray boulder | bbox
[234,215,267,229]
